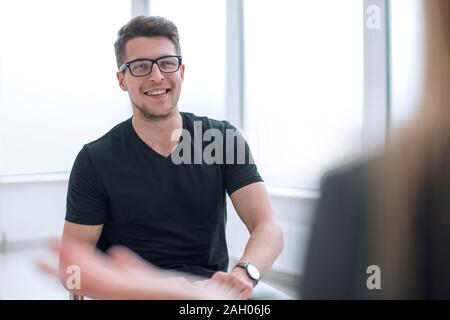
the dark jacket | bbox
[301,162,372,299]
[302,159,450,299]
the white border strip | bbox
[226,0,244,128]
[267,186,320,200]
[132,0,149,17]
[363,0,391,154]
[0,171,70,184]
[0,171,319,199]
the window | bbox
[389,0,425,129]
[0,0,132,175]
[149,0,227,120]
[243,0,364,189]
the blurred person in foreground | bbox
[302,0,450,299]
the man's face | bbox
[117,36,185,120]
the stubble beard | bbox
[132,100,178,122]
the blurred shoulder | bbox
[320,160,371,193]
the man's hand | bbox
[195,271,253,300]
[230,265,256,287]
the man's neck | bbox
[131,111,183,156]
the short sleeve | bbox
[65,146,109,225]
[223,122,263,196]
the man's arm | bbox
[59,221,103,286]
[61,221,103,247]
[229,182,284,285]
[42,238,252,300]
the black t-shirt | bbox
[66,112,262,278]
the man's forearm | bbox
[232,219,284,277]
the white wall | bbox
[0,179,67,243]
[226,195,316,276]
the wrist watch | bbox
[234,262,261,287]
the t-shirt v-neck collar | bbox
[127,113,185,161]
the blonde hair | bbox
[369,0,450,298]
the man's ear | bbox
[116,72,128,92]
[180,64,185,81]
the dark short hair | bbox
[114,15,181,68]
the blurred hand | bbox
[194,272,253,300]
[38,237,249,300]
[39,237,170,299]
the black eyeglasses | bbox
[119,55,182,77]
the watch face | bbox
[247,264,260,280]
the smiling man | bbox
[61,16,284,299]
